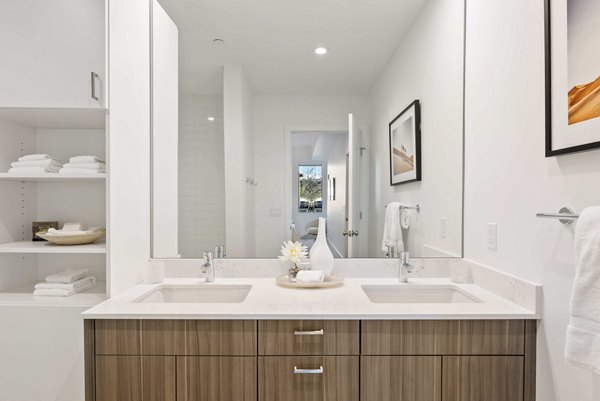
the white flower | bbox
[278,241,308,264]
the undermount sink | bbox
[361,284,482,304]
[135,284,252,303]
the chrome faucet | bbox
[399,251,414,283]
[201,251,215,283]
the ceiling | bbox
[159,0,427,95]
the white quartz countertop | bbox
[82,277,539,320]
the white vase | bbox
[309,217,335,275]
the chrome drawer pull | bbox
[293,366,324,374]
[293,329,324,336]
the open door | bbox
[346,113,360,257]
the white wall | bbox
[224,65,255,257]
[464,0,600,400]
[368,0,464,258]
[178,95,225,258]
[326,134,349,257]
[253,95,369,257]
[152,0,179,258]
[107,0,151,295]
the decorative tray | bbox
[276,275,344,289]
[36,231,106,245]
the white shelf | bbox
[0,281,106,307]
[0,173,106,182]
[0,241,106,254]
[0,107,106,129]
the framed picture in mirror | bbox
[545,0,600,156]
[389,99,421,185]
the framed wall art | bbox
[389,99,421,185]
[545,0,600,156]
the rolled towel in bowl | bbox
[296,270,325,283]
[18,154,50,162]
[69,155,105,164]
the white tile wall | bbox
[178,95,225,257]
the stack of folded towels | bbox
[33,268,96,297]
[59,155,105,175]
[8,154,62,174]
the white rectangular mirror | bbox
[151,0,465,259]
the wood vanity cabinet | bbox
[85,319,536,401]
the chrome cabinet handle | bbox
[91,72,99,101]
[293,366,324,374]
[343,230,359,237]
[293,329,324,336]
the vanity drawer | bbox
[361,320,525,355]
[258,356,359,401]
[258,320,359,355]
[95,319,257,356]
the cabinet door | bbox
[0,0,105,108]
[95,356,175,401]
[177,357,256,401]
[259,356,359,401]
[442,356,524,401]
[361,356,441,401]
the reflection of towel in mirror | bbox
[400,207,410,229]
[565,206,600,374]
[382,202,404,253]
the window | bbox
[298,165,323,212]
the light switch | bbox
[268,208,282,217]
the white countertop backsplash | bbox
[82,258,541,320]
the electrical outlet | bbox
[440,217,447,238]
[487,223,497,250]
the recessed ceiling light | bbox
[207,117,215,121]
[314,47,328,55]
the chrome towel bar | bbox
[385,203,421,212]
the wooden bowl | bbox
[36,231,106,245]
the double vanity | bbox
[83,265,539,401]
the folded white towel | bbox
[59,167,105,174]
[566,206,600,374]
[45,268,90,284]
[9,166,60,174]
[18,154,50,162]
[69,155,105,164]
[33,278,96,297]
[11,159,62,168]
[296,270,325,283]
[62,162,105,169]
[35,276,96,291]
[382,202,405,253]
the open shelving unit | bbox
[0,106,108,305]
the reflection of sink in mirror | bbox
[135,285,252,303]
[361,285,482,304]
